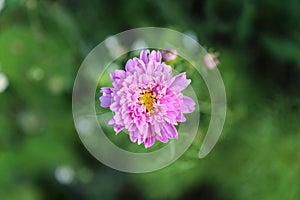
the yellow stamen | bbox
[139,89,155,112]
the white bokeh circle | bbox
[72,27,226,173]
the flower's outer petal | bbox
[145,136,155,148]
[176,112,186,122]
[125,59,136,72]
[155,64,172,79]
[146,61,153,75]
[156,134,168,143]
[133,57,146,71]
[168,72,191,92]
[129,131,138,143]
[181,95,195,113]
[166,110,179,124]
[100,87,113,96]
[99,96,112,108]
[160,124,171,138]
[110,102,119,111]
[137,132,144,145]
[163,122,178,139]
[99,87,113,108]
[149,50,162,63]
[144,125,155,148]
[114,124,124,134]
[140,50,150,64]
[155,124,169,143]
[108,118,115,125]
[110,69,125,81]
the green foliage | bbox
[0,0,299,200]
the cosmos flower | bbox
[204,53,219,70]
[100,50,195,148]
[162,49,178,62]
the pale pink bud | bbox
[204,53,219,70]
[162,49,178,62]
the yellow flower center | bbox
[139,89,155,112]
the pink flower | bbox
[162,49,178,62]
[99,50,195,148]
[204,53,219,70]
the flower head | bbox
[99,50,195,148]
[162,49,178,62]
[204,53,219,70]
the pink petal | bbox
[181,96,195,113]
[129,131,138,142]
[114,124,124,134]
[166,111,178,124]
[155,124,169,143]
[125,59,136,72]
[110,69,125,81]
[99,96,112,108]
[163,122,178,139]
[140,50,150,64]
[100,87,113,96]
[168,72,191,92]
[144,126,155,148]
[155,134,168,143]
[108,118,115,125]
[149,50,162,63]
[144,136,155,148]
[176,112,186,122]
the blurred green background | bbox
[1,0,300,199]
